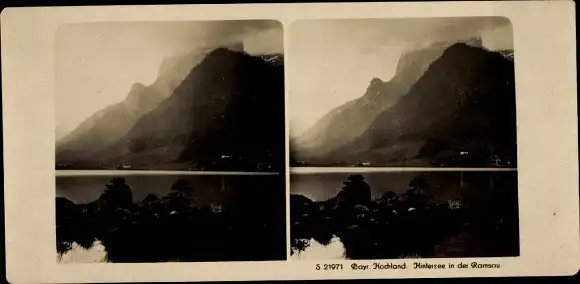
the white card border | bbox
[2,2,578,282]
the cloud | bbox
[208,20,283,54]
[292,17,512,51]
[57,20,282,57]
[55,20,283,136]
[287,17,513,137]
[195,20,282,51]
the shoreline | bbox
[55,170,282,177]
[290,167,518,174]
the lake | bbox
[289,168,520,260]
[290,168,518,202]
[55,170,288,263]
[56,170,284,205]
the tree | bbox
[337,174,372,206]
[378,191,398,205]
[100,177,133,208]
[142,194,159,204]
[404,175,432,209]
[169,179,194,201]
[409,175,430,195]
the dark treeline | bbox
[56,176,286,262]
[290,173,519,259]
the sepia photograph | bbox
[2,2,578,282]
[288,17,520,260]
[288,17,517,168]
[54,20,287,263]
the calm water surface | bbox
[56,170,283,205]
[291,170,518,202]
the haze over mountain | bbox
[56,20,283,140]
[56,21,285,171]
[288,17,513,138]
[291,39,516,167]
[57,43,285,171]
[292,37,484,160]
[56,48,207,160]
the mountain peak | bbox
[130,82,146,91]
[365,77,386,95]
[369,77,384,86]
[204,45,248,62]
[126,82,147,101]
[210,42,245,55]
[441,42,485,58]
[447,42,474,50]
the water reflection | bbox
[290,235,346,260]
[290,171,519,260]
[56,173,286,263]
[57,241,108,263]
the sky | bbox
[55,20,283,140]
[287,17,513,138]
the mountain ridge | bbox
[292,41,516,167]
[57,46,285,171]
[291,38,484,164]
[56,49,207,164]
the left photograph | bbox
[54,20,286,263]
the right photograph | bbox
[288,17,519,260]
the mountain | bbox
[58,46,285,171]
[56,49,207,164]
[291,39,484,165]
[290,79,404,164]
[293,42,516,167]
